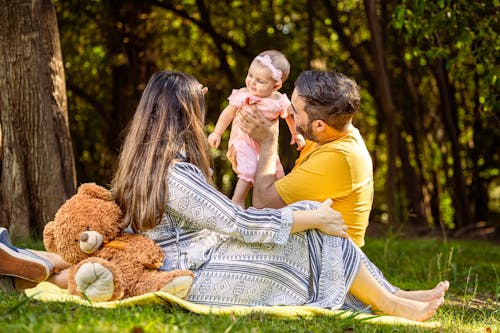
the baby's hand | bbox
[290,133,306,151]
[208,132,222,149]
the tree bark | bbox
[99,1,156,166]
[364,0,400,224]
[400,69,430,225]
[0,0,76,238]
[432,58,472,227]
[306,0,314,67]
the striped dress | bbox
[141,162,396,309]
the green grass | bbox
[1,237,498,333]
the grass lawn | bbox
[0,237,498,333]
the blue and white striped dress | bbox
[142,162,396,309]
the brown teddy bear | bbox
[43,183,194,302]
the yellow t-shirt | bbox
[275,128,373,247]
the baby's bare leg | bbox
[232,178,252,209]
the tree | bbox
[52,0,499,235]
[0,0,76,238]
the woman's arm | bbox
[167,163,347,245]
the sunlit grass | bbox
[1,237,498,332]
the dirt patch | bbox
[366,213,500,244]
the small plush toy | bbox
[43,183,194,302]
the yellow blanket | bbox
[25,282,440,328]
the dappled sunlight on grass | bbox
[0,237,498,332]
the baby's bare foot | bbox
[395,280,449,302]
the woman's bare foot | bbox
[395,281,449,302]
[376,295,445,322]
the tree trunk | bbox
[400,69,430,225]
[102,1,158,168]
[432,58,472,227]
[306,0,314,67]
[364,0,400,224]
[398,135,428,225]
[0,0,76,238]
[471,73,489,222]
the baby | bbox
[208,50,305,208]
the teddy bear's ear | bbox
[78,183,113,201]
[43,221,57,252]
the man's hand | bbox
[240,106,279,145]
[314,199,348,238]
[240,105,284,209]
[290,199,348,236]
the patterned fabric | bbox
[141,162,392,309]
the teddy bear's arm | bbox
[121,234,165,269]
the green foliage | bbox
[385,0,500,226]
[52,0,499,229]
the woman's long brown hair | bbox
[111,71,211,232]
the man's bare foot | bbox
[395,281,449,302]
[376,296,445,322]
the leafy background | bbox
[55,0,499,236]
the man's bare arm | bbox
[239,107,287,208]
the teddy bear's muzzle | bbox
[80,231,104,254]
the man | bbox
[241,70,372,247]
[240,70,449,301]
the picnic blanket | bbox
[25,282,440,328]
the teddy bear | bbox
[43,182,194,302]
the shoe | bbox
[0,227,13,247]
[0,243,53,282]
[0,275,17,294]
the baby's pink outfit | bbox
[227,89,291,183]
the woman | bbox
[110,70,444,321]
[0,71,446,321]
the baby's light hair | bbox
[255,50,290,82]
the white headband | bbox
[255,55,282,82]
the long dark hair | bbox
[111,71,211,231]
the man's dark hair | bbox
[295,70,360,131]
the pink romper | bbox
[226,89,291,183]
